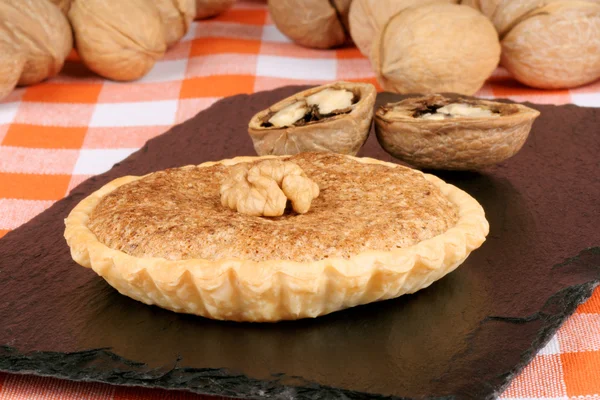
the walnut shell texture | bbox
[268,0,347,49]
[501,1,600,89]
[487,0,600,36]
[0,0,72,87]
[375,94,541,170]
[248,82,377,156]
[349,0,459,57]
[331,0,353,31]
[0,42,25,101]
[69,0,167,82]
[194,0,235,19]
[155,0,196,47]
[48,0,73,14]
[371,3,500,96]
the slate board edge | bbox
[1,248,598,400]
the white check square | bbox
[135,59,188,83]
[571,93,600,108]
[73,148,138,175]
[261,25,291,43]
[536,335,561,355]
[0,102,19,124]
[90,101,178,127]
[256,55,336,80]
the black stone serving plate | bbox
[1,87,599,400]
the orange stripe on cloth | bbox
[213,8,267,25]
[113,385,220,399]
[3,124,87,149]
[562,351,600,396]
[0,230,8,239]
[22,83,103,104]
[577,286,600,314]
[0,173,70,200]
[499,354,567,398]
[190,38,262,57]
[0,373,114,399]
[180,75,255,98]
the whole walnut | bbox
[48,0,73,14]
[0,0,72,97]
[0,43,25,101]
[349,0,459,57]
[69,0,167,82]
[467,0,600,36]
[460,0,502,21]
[155,0,196,47]
[501,1,600,89]
[194,0,235,19]
[371,3,500,95]
[268,0,350,49]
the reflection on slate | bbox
[0,87,599,400]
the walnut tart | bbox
[64,152,489,322]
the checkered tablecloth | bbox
[0,1,599,398]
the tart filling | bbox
[88,153,458,262]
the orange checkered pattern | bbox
[0,1,599,398]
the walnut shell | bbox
[69,0,167,82]
[331,0,353,31]
[501,1,600,89]
[267,0,348,49]
[155,0,196,47]
[370,3,500,96]
[476,0,600,36]
[0,0,72,88]
[248,82,377,156]
[48,0,72,14]
[349,0,459,57]
[375,94,540,171]
[194,0,235,19]
[0,43,25,101]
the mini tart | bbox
[248,82,376,156]
[375,94,541,171]
[64,153,489,322]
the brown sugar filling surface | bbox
[88,153,459,262]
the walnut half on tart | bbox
[375,94,541,171]
[64,152,489,322]
[248,82,377,156]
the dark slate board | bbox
[1,87,599,400]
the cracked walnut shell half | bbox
[64,152,489,322]
[375,94,541,170]
[248,82,377,156]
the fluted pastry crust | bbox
[64,153,489,322]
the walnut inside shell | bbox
[375,94,540,170]
[264,88,356,128]
[248,81,376,156]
